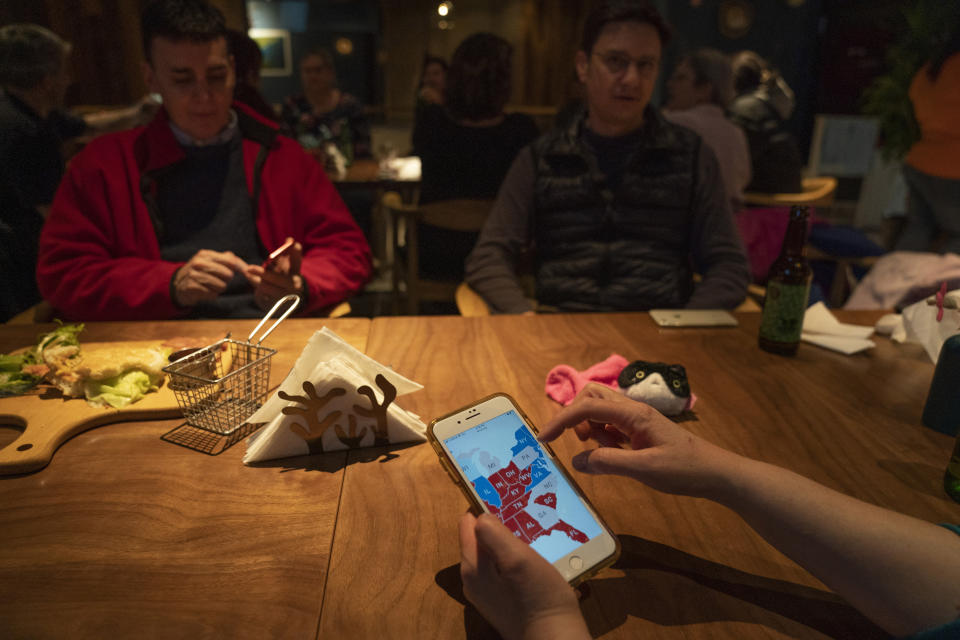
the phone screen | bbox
[442,409,604,563]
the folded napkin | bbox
[801,302,875,355]
[243,327,426,464]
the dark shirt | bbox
[582,127,645,193]
[410,105,540,283]
[157,135,265,318]
[281,92,371,162]
[0,90,87,320]
[412,104,540,204]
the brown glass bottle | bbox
[758,206,812,355]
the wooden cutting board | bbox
[0,338,225,475]
[0,380,182,475]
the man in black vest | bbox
[465,0,750,313]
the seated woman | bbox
[281,46,371,168]
[663,48,751,211]
[415,54,447,110]
[411,33,539,288]
[727,51,803,194]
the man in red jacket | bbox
[36,0,371,320]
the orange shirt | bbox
[905,54,960,179]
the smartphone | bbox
[263,238,295,270]
[649,309,738,327]
[428,393,620,585]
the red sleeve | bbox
[36,145,186,321]
[279,144,372,314]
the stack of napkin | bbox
[243,327,426,464]
[801,302,875,355]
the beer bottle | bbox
[759,205,812,355]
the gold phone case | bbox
[427,392,621,586]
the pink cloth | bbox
[545,354,629,406]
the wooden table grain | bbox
[1,313,953,639]
[319,312,954,640]
[0,318,368,638]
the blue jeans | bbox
[895,164,960,254]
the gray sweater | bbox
[464,140,751,314]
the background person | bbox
[36,0,371,321]
[416,53,447,108]
[0,23,154,321]
[459,383,960,640]
[281,46,372,168]
[893,19,960,254]
[663,48,751,210]
[464,1,750,314]
[410,33,539,306]
[226,28,278,123]
[727,50,803,194]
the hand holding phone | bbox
[263,237,295,271]
[429,393,620,585]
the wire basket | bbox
[162,294,300,436]
[164,339,276,435]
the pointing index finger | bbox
[539,397,645,443]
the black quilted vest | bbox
[531,109,700,311]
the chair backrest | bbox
[418,199,493,232]
[383,193,495,314]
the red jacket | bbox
[37,103,371,320]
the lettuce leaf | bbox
[36,321,84,359]
[0,353,39,395]
[84,370,159,408]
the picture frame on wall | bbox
[249,28,292,77]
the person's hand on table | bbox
[245,237,304,311]
[538,383,739,500]
[173,249,250,307]
[459,512,589,640]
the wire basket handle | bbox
[247,294,300,344]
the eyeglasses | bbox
[592,51,659,76]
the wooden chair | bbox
[455,282,491,316]
[743,176,838,208]
[383,192,494,315]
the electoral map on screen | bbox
[444,410,603,563]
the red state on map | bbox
[498,491,530,521]
[500,461,521,484]
[502,516,528,542]
[514,510,544,541]
[488,471,511,500]
[534,492,557,509]
[545,520,588,544]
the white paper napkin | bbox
[800,302,875,354]
[243,327,426,464]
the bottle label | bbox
[759,280,810,344]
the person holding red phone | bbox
[35,0,371,320]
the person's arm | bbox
[685,144,751,309]
[464,148,536,314]
[36,148,188,321]
[78,95,158,133]
[539,384,960,638]
[459,512,589,640]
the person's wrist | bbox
[520,608,589,640]
[704,448,756,507]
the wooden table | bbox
[0,318,368,638]
[0,313,952,639]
